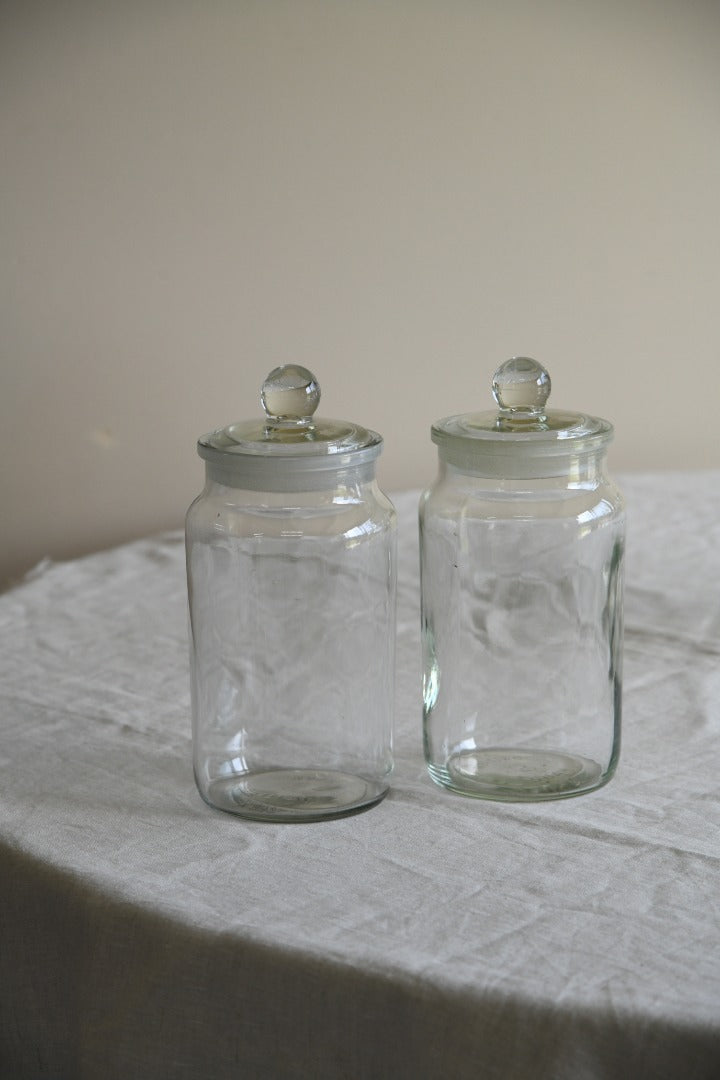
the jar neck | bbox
[438,450,610,489]
[202,460,382,501]
[204,457,377,492]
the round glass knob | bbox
[261,365,321,423]
[492,357,551,416]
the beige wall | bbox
[2,0,720,587]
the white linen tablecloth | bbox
[1,473,719,1079]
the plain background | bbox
[2,0,719,588]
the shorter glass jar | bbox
[420,357,624,801]
[186,366,396,822]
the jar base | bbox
[202,768,388,822]
[429,747,609,802]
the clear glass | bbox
[419,456,624,801]
[186,469,396,821]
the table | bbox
[2,474,719,1079]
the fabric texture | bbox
[1,473,719,1079]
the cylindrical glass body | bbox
[420,453,624,801]
[186,465,396,821]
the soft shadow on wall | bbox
[2,0,719,587]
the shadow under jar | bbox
[186,365,396,822]
[420,357,624,802]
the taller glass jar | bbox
[420,357,624,801]
[186,365,396,822]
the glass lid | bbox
[432,357,613,476]
[197,365,382,480]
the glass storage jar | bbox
[186,365,396,822]
[420,357,624,801]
